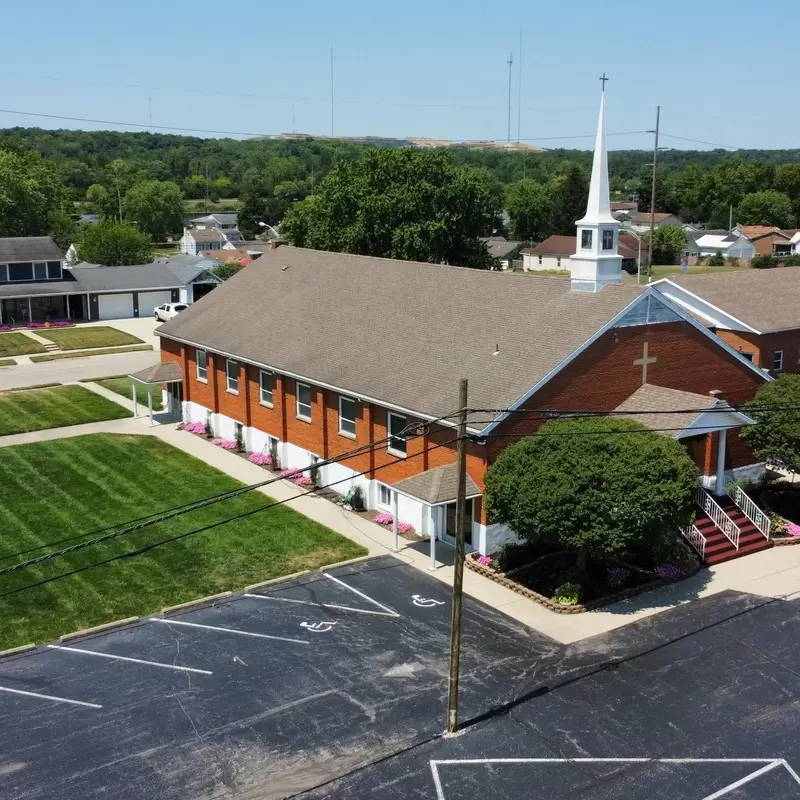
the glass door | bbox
[442,498,473,547]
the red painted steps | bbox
[694,498,773,566]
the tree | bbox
[505,179,552,241]
[212,262,243,281]
[122,180,185,238]
[282,149,501,268]
[238,190,268,239]
[483,417,698,575]
[76,220,154,266]
[47,210,78,251]
[740,376,800,472]
[0,148,64,237]
[737,190,795,229]
[85,183,118,219]
[775,163,800,221]
[669,162,713,222]
[644,224,687,265]
[546,162,589,235]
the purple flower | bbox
[212,438,238,450]
[248,452,272,467]
[374,512,393,526]
[608,566,631,584]
[279,468,300,478]
[184,421,206,434]
[787,523,800,537]
[293,475,314,487]
[476,555,493,567]
[654,563,684,580]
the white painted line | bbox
[244,594,395,617]
[323,571,400,617]
[150,617,309,645]
[48,645,213,675]
[699,761,781,800]
[430,761,445,800]
[0,685,102,709]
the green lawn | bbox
[96,376,163,411]
[0,385,130,436]
[0,359,15,367]
[0,332,45,357]
[0,434,365,648]
[30,344,153,362]
[38,326,144,351]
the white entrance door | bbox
[438,499,474,549]
[98,293,134,319]
[138,291,173,317]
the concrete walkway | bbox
[19,329,57,348]
[4,404,800,643]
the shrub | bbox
[184,421,205,434]
[552,582,582,605]
[204,412,213,438]
[248,451,272,467]
[654,563,684,580]
[707,251,725,267]
[751,254,776,269]
[269,440,280,470]
[235,427,244,453]
[374,512,393,526]
[310,463,320,487]
[350,485,365,511]
[212,438,238,450]
[607,566,631,585]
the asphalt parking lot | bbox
[3,556,800,799]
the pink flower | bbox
[248,452,272,467]
[279,468,300,478]
[294,475,314,487]
[476,555,493,566]
[212,438,238,450]
[374,512,393,526]
[397,521,415,534]
[787,523,800,537]
[184,421,206,434]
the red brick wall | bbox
[715,329,800,374]
[486,321,766,470]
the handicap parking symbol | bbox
[411,595,445,608]
[300,621,339,633]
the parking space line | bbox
[0,686,102,709]
[150,618,310,644]
[244,594,394,617]
[47,645,213,675]
[323,572,400,617]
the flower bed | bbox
[183,421,206,435]
[466,548,701,614]
[247,452,272,468]
[212,438,238,450]
[373,513,416,535]
[0,321,74,332]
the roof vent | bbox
[281,265,289,271]
[493,344,500,356]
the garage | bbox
[138,291,174,317]
[98,293,134,320]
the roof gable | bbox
[0,237,64,263]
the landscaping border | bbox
[465,552,703,614]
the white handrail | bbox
[695,485,741,550]
[680,524,707,559]
[724,481,771,540]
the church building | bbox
[157,86,772,565]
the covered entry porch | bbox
[390,463,483,569]
[128,361,183,426]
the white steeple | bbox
[570,77,623,292]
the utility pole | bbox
[647,105,661,277]
[330,45,335,138]
[516,32,523,143]
[507,52,514,143]
[729,203,733,231]
[205,161,209,213]
[446,378,469,734]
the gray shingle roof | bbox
[392,463,481,503]
[0,237,64,263]
[71,264,182,292]
[0,279,79,299]
[614,384,717,436]
[157,247,644,422]
[187,229,226,243]
[665,270,800,333]
[193,213,238,226]
[130,361,183,383]
[481,236,523,260]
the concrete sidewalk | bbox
[4,413,800,643]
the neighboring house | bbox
[190,213,239,231]
[791,231,800,254]
[625,212,683,233]
[480,236,524,269]
[0,238,221,323]
[77,212,101,225]
[734,225,793,257]
[156,255,223,303]
[654,269,800,375]
[179,226,243,255]
[156,92,770,563]
[693,234,755,261]
[522,235,637,274]
[611,201,638,214]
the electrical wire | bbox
[466,404,800,419]
[0,436,458,598]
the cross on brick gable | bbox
[633,341,657,384]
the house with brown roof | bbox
[155,91,772,565]
[734,225,794,257]
[654,269,800,375]
[522,234,637,273]
[625,212,683,234]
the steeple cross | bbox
[633,341,657,384]
[599,73,609,91]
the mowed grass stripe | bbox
[0,385,129,436]
[0,434,365,648]
[37,326,143,351]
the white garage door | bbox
[98,293,134,320]
[138,291,174,316]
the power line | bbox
[0,436,458,598]
[468,404,800,419]
[660,132,740,150]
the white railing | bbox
[725,481,771,540]
[695,485,741,550]
[680,524,707,559]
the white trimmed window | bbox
[339,396,356,438]
[388,413,407,456]
[378,484,394,507]
[773,350,784,372]
[602,229,615,250]
[259,370,274,406]
[296,382,312,420]
[581,230,592,249]
[196,349,208,382]
[226,359,239,393]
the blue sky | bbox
[1,0,796,150]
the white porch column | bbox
[27,297,32,322]
[131,379,138,418]
[429,507,437,570]
[147,384,154,427]
[715,429,727,495]
[392,491,399,551]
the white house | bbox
[792,231,800,255]
[179,226,243,256]
[694,234,755,261]
[190,213,239,231]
